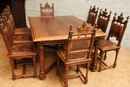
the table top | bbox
[28,15,107,42]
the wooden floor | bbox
[0,35,130,87]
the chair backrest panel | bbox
[40,2,54,16]
[0,18,12,54]
[109,23,123,40]
[66,22,95,62]
[6,5,15,28]
[2,5,15,28]
[96,9,111,32]
[1,8,14,36]
[86,6,99,26]
[107,13,129,46]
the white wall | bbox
[25,0,130,48]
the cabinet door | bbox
[11,0,27,28]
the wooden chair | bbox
[40,2,54,16]
[40,2,59,49]
[86,6,99,26]
[56,22,95,87]
[0,18,37,80]
[98,13,129,72]
[0,16,32,44]
[3,5,30,34]
[96,8,111,32]
[0,16,33,69]
[1,6,32,44]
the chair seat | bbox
[98,40,120,51]
[12,34,32,44]
[14,28,31,34]
[11,44,34,55]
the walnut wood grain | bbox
[28,15,107,80]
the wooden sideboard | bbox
[0,0,27,28]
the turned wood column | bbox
[37,42,46,80]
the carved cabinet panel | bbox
[0,0,27,28]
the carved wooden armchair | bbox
[40,2,54,16]
[86,6,99,26]
[0,18,37,80]
[96,8,111,32]
[98,13,129,72]
[56,22,95,87]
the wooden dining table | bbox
[28,15,107,80]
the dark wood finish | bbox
[90,9,111,71]
[28,15,107,79]
[96,8,111,32]
[0,18,37,80]
[0,0,12,14]
[11,0,27,28]
[0,0,27,28]
[40,2,54,16]
[98,13,129,71]
[86,6,99,26]
[56,22,95,87]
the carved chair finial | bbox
[90,5,98,13]
[69,24,73,38]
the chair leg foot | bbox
[34,73,37,78]
[12,76,16,80]
[98,69,101,72]
[64,82,68,87]
[84,78,88,84]
[113,64,116,68]
[56,72,59,76]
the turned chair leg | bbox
[56,57,60,76]
[104,52,107,60]
[85,64,89,84]
[32,56,37,77]
[76,65,80,73]
[65,66,69,87]
[99,51,104,72]
[113,50,119,68]
[9,58,16,80]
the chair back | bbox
[40,2,54,16]
[6,5,15,28]
[107,13,129,46]
[1,8,14,36]
[0,17,12,54]
[65,22,95,62]
[86,6,99,26]
[96,8,111,32]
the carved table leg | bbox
[38,43,46,80]
[90,41,99,72]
